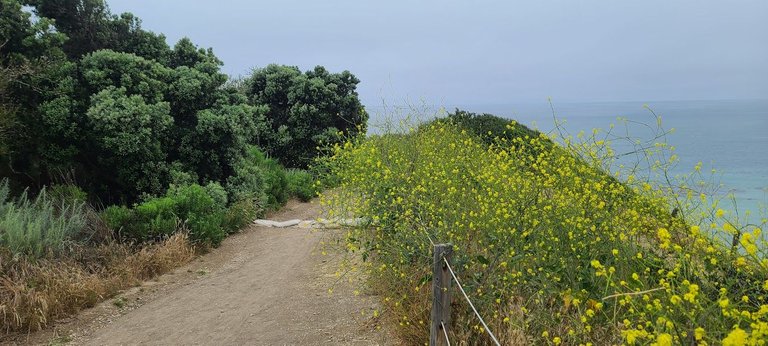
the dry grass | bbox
[0,233,195,334]
[369,264,532,345]
[450,297,529,346]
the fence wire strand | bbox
[442,256,501,346]
[440,321,451,346]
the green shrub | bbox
[102,205,134,233]
[187,211,225,246]
[258,156,288,209]
[0,181,87,258]
[225,146,290,211]
[222,199,258,234]
[244,64,367,169]
[169,184,217,218]
[225,164,267,209]
[202,182,228,208]
[226,149,268,211]
[49,184,88,204]
[426,109,555,156]
[243,146,288,209]
[167,184,226,245]
[132,196,178,240]
[285,169,316,202]
[110,184,228,245]
[168,164,199,187]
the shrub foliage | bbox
[0,180,87,258]
[324,121,768,345]
[0,0,365,205]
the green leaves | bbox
[104,183,228,245]
[3,0,366,209]
[245,64,368,168]
[87,86,172,199]
[0,180,87,258]
[87,86,172,154]
[81,50,172,103]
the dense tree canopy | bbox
[23,0,170,61]
[245,64,368,168]
[1,0,368,203]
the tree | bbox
[245,64,368,168]
[178,103,269,183]
[80,49,172,103]
[1,0,69,188]
[2,0,367,205]
[0,66,17,157]
[25,0,171,61]
[86,87,172,200]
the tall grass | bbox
[0,180,87,258]
[0,233,195,333]
[324,120,767,345]
[0,178,199,335]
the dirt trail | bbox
[18,200,390,346]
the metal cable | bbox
[425,232,436,246]
[440,321,451,346]
[443,256,501,346]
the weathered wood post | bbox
[430,243,453,346]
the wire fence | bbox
[430,243,501,346]
[442,255,501,346]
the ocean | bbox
[367,99,768,223]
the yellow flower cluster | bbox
[323,121,768,345]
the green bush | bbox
[258,155,288,209]
[132,196,178,240]
[49,184,88,204]
[0,180,87,258]
[169,184,218,218]
[186,211,225,246]
[244,65,368,169]
[427,109,555,156]
[168,164,199,187]
[202,182,228,208]
[107,184,228,246]
[102,205,134,233]
[226,149,268,211]
[223,199,258,234]
[285,169,316,202]
[225,164,266,209]
[225,146,289,211]
[167,184,226,246]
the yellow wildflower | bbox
[694,327,705,341]
[722,326,747,346]
[716,209,725,218]
[655,333,673,346]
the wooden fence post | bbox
[430,243,453,346]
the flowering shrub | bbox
[323,120,767,345]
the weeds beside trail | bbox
[324,120,767,345]
[0,234,194,334]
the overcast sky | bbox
[108,0,768,106]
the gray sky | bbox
[108,0,768,106]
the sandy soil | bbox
[9,200,392,346]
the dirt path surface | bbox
[16,200,391,346]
